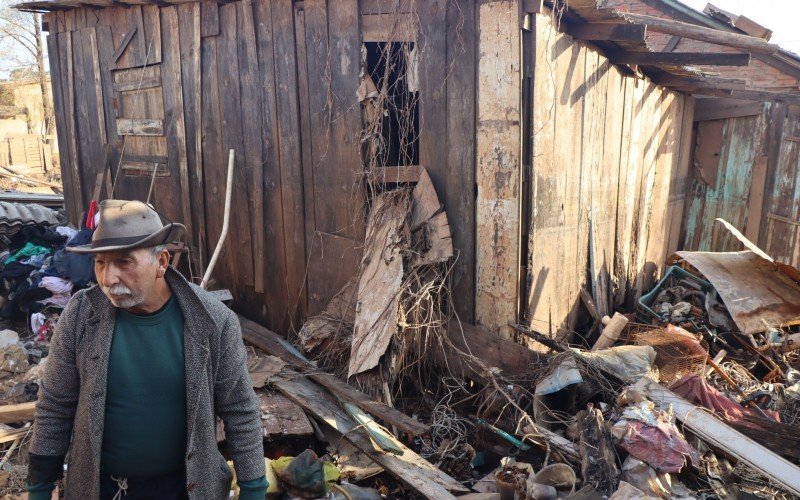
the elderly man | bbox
[26,200,267,499]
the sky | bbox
[680,0,800,55]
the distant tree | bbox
[0,5,53,134]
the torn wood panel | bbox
[272,369,469,498]
[631,378,800,497]
[248,355,286,388]
[238,315,429,436]
[349,191,409,377]
[410,168,453,267]
[476,0,521,337]
[257,391,314,438]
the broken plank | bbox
[116,118,164,136]
[272,369,468,498]
[617,12,779,56]
[375,165,422,184]
[0,401,36,424]
[238,315,429,436]
[565,23,646,42]
[257,391,314,438]
[631,378,800,496]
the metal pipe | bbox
[201,149,234,289]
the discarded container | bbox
[532,464,576,496]
[637,266,712,323]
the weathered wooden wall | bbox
[524,10,694,339]
[684,101,800,267]
[44,0,478,333]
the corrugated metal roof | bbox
[0,201,65,236]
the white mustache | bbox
[106,284,133,296]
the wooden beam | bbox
[0,402,36,424]
[374,165,422,184]
[238,315,429,436]
[272,369,468,498]
[565,22,646,42]
[652,74,748,91]
[686,88,800,106]
[664,35,682,52]
[617,12,779,56]
[693,97,764,121]
[360,13,416,42]
[610,51,750,66]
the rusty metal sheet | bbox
[675,250,800,334]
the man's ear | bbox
[157,248,170,278]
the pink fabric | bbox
[615,416,700,473]
[669,374,779,426]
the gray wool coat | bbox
[30,267,265,499]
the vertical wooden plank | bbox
[631,82,660,299]
[758,103,785,247]
[217,2,255,288]
[177,2,207,268]
[581,49,608,318]
[294,4,316,317]
[475,0,520,337]
[95,25,121,196]
[446,0,477,322]
[65,30,86,216]
[418,0,448,203]
[201,28,235,290]
[745,155,768,242]
[161,6,195,244]
[236,0,266,294]
[253,0,290,328]
[620,79,649,307]
[321,0,363,239]
[47,33,78,224]
[88,27,107,145]
[142,4,162,64]
[201,0,220,37]
[271,0,307,325]
[528,11,562,338]
[668,95,694,256]
[302,0,364,314]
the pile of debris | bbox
[0,202,91,496]
[235,179,800,498]
[1,182,799,499]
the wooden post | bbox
[476,0,521,337]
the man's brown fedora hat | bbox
[67,199,185,254]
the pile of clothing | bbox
[0,224,95,325]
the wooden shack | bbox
[15,0,800,340]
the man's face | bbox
[94,247,166,310]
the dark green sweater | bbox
[28,296,267,499]
[101,295,188,477]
